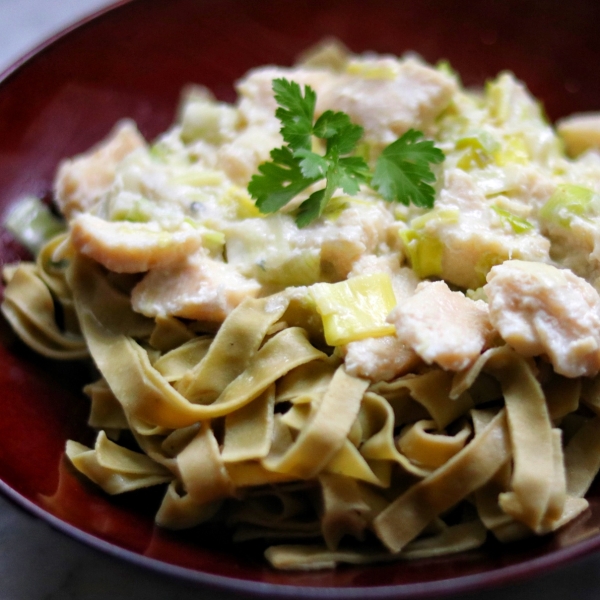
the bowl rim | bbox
[2,1,600,598]
[3,476,600,600]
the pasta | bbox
[5,40,600,570]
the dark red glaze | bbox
[3,0,600,597]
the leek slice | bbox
[180,93,238,145]
[491,205,533,234]
[539,184,598,228]
[346,59,397,80]
[257,250,321,288]
[455,131,499,170]
[399,208,459,278]
[109,195,155,223]
[399,229,444,279]
[4,196,65,256]
[310,273,396,346]
[493,135,529,166]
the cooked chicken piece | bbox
[236,58,455,147]
[55,120,145,219]
[131,252,261,322]
[216,125,283,185]
[318,203,396,280]
[236,66,332,128]
[317,57,456,143]
[557,112,600,158]
[428,169,551,289]
[70,213,204,273]
[388,280,493,371]
[343,335,420,382]
[484,260,600,377]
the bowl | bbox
[3,0,600,597]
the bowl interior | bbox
[2,0,600,597]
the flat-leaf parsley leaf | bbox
[248,78,445,227]
[371,129,445,208]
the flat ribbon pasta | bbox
[175,293,291,403]
[485,348,557,530]
[373,409,510,553]
[2,263,87,359]
[373,370,473,430]
[177,422,235,505]
[262,367,369,479]
[319,472,370,550]
[397,419,472,470]
[264,520,488,570]
[66,431,172,494]
[73,279,326,427]
[222,385,275,462]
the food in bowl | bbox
[3,40,600,570]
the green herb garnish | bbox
[371,130,445,208]
[248,78,445,227]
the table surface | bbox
[2,1,600,599]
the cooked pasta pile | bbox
[4,42,600,569]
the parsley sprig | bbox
[248,78,445,227]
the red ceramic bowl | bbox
[3,1,600,598]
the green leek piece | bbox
[257,250,321,288]
[455,131,500,170]
[321,195,352,220]
[436,60,458,78]
[180,96,237,145]
[491,205,533,234]
[221,186,262,219]
[110,197,154,223]
[409,208,460,230]
[539,184,597,227]
[354,141,372,164]
[200,228,226,254]
[346,59,397,80]
[399,229,444,279]
[474,251,506,287]
[149,142,172,162]
[485,73,513,124]
[310,273,397,346]
[493,135,529,166]
[466,287,488,302]
[4,195,66,256]
[485,72,541,127]
[398,208,457,279]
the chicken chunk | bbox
[388,281,493,371]
[484,260,600,377]
[557,112,600,158]
[317,57,456,144]
[343,335,420,382]
[236,66,332,129]
[70,213,204,273]
[236,59,455,148]
[318,202,396,280]
[131,253,261,322]
[216,125,282,185]
[55,120,145,219]
[424,169,551,289]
